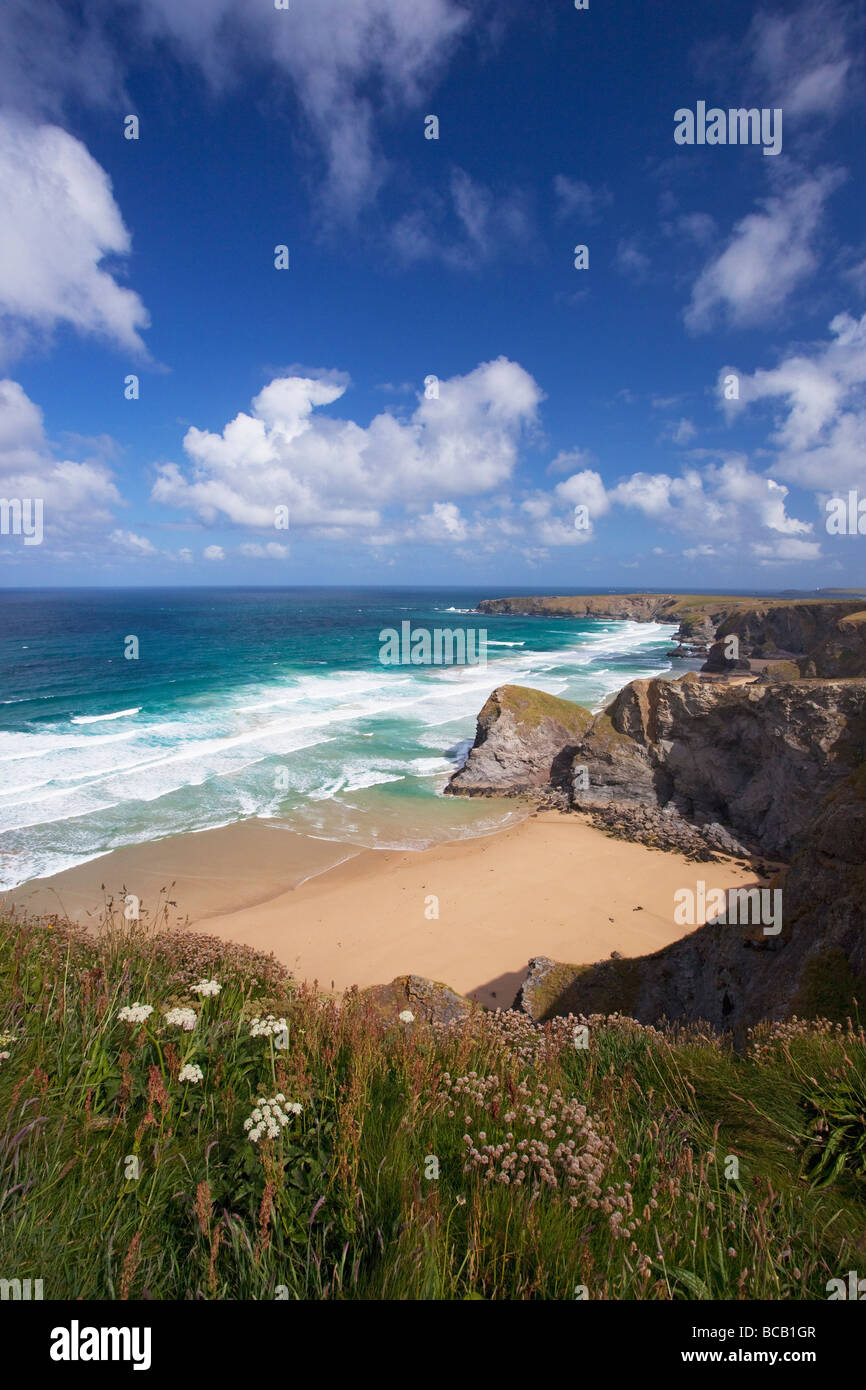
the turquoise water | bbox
[0,587,680,888]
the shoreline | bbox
[2,808,762,1008]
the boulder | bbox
[356,974,477,1027]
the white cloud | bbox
[553,176,613,223]
[748,1,852,118]
[239,541,289,558]
[722,311,866,491]
[751,537,823,564]
[0,377,121,538]
[553,469,611,518]
[414,501,468,542]
[152,357,543,532]
[661,418,698,445]
[391,169,534,269]
[685,171,844,332]
[0,115,150,362]
[615,237,650,280]
[609,456,816,563]
[2,0,473,224]
[110,530,156,556]
[203,545,225,561]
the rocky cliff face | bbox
[476,593,866,676]
[514,767,866,1035]
[570,674,866,858]
[715,602,865,660]
[801,610,866,678]
[447,672,866,859]
[446,684,593,796]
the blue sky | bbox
[0,0,864,588]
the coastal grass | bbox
[1,907,864,1301]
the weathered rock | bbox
[715,601,865,667]
[582,803,750,860]
[803,609,866,678]
[446,684,593,796]
[701,639,752,674]
[753,660,803,684]
[571,674,866,858]
[357,974,476,1027]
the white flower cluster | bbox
[0,1052,10,1064]
[243,1094,303,1143]
[398,1010,415,1024]
[249,1014,287,1038]
[178,1063,204,1084]
[163,1007,197,1031]
[118,1003,154,1025]
[190,979,221,998]
[0,1030,17,1047]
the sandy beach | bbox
[3,811,761,1008]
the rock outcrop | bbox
[714,602,865,662]
[357,974,477,1027]
[445,684,593,796]
[570,674,866,858]
[801,609,866,678]
[513,767,866,1035]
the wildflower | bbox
[455,1195,467,1206]
[164,1007,197,1032]
[249,1015,287,1038]
[398,1010,415,1024]
[191,979,221,998]
[244,1094,301,1144]
[178,1063,204,1084]
[0,1051,9,1063]
[118,1003,154,1025]
[0,1030,16,1047]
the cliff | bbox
[448,672,866,859]
[445,684,593,796]
[570,673,866,858]
[476,593,866,675]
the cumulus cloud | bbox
[608,456,816,563]
[0,377,121,538]
[684,170,845,332]
[203,545,225,561]
[414,501,468,542]
[0,114,150,362]
[720,311,866,491]
[151,357,543,533]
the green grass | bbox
[1,907,864,1301]
[482,684,594,734]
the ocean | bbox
[0,587,681,890]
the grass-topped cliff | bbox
[478,594,866,676]
[477,593,865,622]
[1,905,865,1300]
